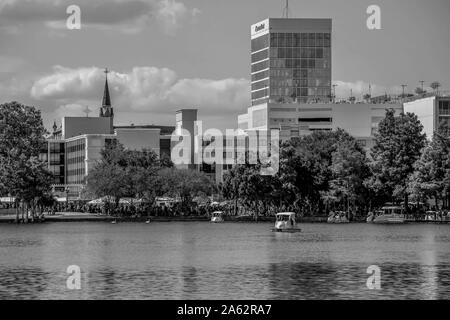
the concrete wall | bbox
[333,104,372,137]
[115,129,161,154]
[62,117,112,139]
[84,135,108,177]
[238,113,249,130]
[404,97,436,140]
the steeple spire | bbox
[100,68,113,118]
[102,68,111,108]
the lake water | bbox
[1,222,450,300]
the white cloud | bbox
[0,0,200,35]
[54,103,87,119]
[31,65,250,116]
[156,0,191,35]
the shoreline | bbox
[1,213,449,224]
[0,213,332,224]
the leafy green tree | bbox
[324,138,371,214]
[222,164,276,220]
[222,164,247,215]
[0,102,51,222]
[86,140,163,213]
[368,109,426,209]
[409,126,450,208]
[279,129,357,215]
[158,168,216,208]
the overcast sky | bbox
[0,0,449,131]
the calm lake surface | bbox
[1,222,450,300]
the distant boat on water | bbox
[327,211,350,224]
[367,206,406,224]
[272,212,302,233]
[211,211,224,223]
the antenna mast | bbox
[283,0,290,18]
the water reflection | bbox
[0,223,450,299]
[0,262,450,300]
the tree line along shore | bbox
[2,102,450,224]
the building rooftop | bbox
[114,125,175,135]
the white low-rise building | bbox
[238,101,404,150]
[404,95,450,140]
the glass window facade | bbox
[438,101,450,115]
[40,142,65,185]
[251,29,332,106]
[66,139,86,185]
[49,142,65,185]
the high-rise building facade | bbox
[404,95,450,139]
[251,18,332,106]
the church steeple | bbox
[100,68,113,118]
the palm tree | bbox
[415,87,426,96]
[430,81,441,96]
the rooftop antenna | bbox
[419,80,425,94]
[401,84,407,99]
[282,0,290,18]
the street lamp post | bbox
[65,187,70,211]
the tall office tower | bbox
[251,18,332,106]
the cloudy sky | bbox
[0,0,449,131]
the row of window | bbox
[251,79,269,91]
[271,47,329,59]
[251,49,269,63]
[66,156,85,165]
[251,60,269,73]
[252,97,269,105]
[52,177,65,185]
[66,143,85,154]
[268,87,331,98]
[268,68,330,79]
[270,78,331,87]
[438,101,450,115]
[251,70,269,82]
[67,168,86,184]
[270,58,330,69]
[298,117,332,123]
[251,47,331,64]
[251,32,332,56]
[49,143,65,153]
[268,96,331,104]
[270,33,331,48]
[49,153,65,165]
[251,35,269,52]
[49,165,65,176]
[252,89,269,100]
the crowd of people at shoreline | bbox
[2,200,450,221]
